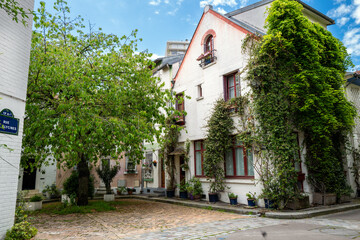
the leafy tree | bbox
[22,0,171,205]
[96,160,120,194]
[0,0,28,25]
[244,0,356,203]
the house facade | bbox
[166,0,358,205]
[0,0,35,238]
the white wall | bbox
[0,1,34,238]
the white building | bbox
[0,0,34,238]
[165,41,189,57]
[168,0,358,205]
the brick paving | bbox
[31,199,248,239]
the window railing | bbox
[198,49,217,68]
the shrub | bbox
[29,195,42,202]
[5,221,37,240]
[63,171,94,198]
[96,160,119,194]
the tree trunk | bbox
[78,154,90,206]
[106,182,111,194]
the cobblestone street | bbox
[31,199,360,240]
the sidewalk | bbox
[117,194,360,219]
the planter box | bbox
[286,196,310,210]
[339,195,351,203]
[313,192,336,205]
[25,201,42,211]
[264,199,275,209]
[247,199,256,207]
[104,194,115,202]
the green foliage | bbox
[228,192,238,199]
[63,171,95,198]
[246,192,256,200]
[42,184,60,198]
[187,177,203,196]
[22,0,171,205]
[159,116,181,190]
[244,0,356,203]
[180,139,191,171]
[0,0,28,25]
[176,179,189,192]
[203,99,233,193]
[29,195,42,202]
[96,160,120,194]
[117,186,127,195]
[5,221,37,240]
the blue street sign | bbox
[0,109,19,135]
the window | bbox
[125,154,136,173]
[197,84,203,99]
[175,93,185,125]
[194,140,205,177]
[224,72,241,101]
[197,32,217,67]
[145,152,153,167]
[225,139,254,178]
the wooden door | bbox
[160,158,165,188]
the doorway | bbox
[22,159,37,190]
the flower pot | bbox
[313,192,336,205]
[189,193,194,200]
[208,193,218,203]
[229,198,237,205]
[247,199,256,207]
[153,162,157,167]
[179,191,188,199]
[286,196,310,210]
[166,189,175,198]
[127,189,134,195]
[104,194,115,202]
[264,199,274,209]
[26,201,42,211]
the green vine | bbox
[203,99,234,193]
[243,0,356,204]
[180,139,191,171]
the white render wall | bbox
[0,1,34,238]
[231,2,328,32]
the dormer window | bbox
[197,30,217,68]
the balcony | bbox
[197,50,217,68]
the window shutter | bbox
[223,76,228,101]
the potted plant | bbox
[42,184,60,199]
[177,179,189,199]
[127,187,136,195]
[286,194,310,210]
[152,160,157,167]
[26,195,43,211]
[117,186,127,195]
[337,185,353,203]
[246,192,256,207]
[228,192,238,205]
[187,177,203,200]
[96,160,120,201]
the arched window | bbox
[204,35,213,53]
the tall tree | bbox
[22,0,171,205]
[0,0,28,25]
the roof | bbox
[347,72,360,87]
[221,11,266,35]
[154,54,184,72]
[225,0,335,26]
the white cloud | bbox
[337,17,350,26]
[352,1,360,24]
[149,0,161,6]
[200,0,237,8]
[343,28,360,56]
[327,4,351,18]
[334,0,345,4]
[216,7,227,14]
[239,0,249,8]
[167,8,178,15]
[164,0,169,3]
[149,53,164,61]
[177,0,184,5]
[155,10,160,14]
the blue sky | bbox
[34,0,360,69]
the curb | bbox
[123,195,360,219]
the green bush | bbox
[5,221,37,240]
[63,171,94,198]
[187,177,203,196]
[29,195,42,202]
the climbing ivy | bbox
[203,99,234,193]
[243,0,356,204]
